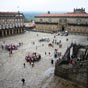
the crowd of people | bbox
[1,41,23,56]
[25,52,41,63]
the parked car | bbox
[64,31,69,36]
[39,37,50,42]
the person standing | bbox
[49,52,51,56]
[51,59,54,64]
[36,46,37,50]
[9,48,13,57]
[21,78,25,85]
[31,61,34,67]
[1,45,4,50]
[45,52,47,55]
[23,63,25,68]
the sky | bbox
[0,0,88,12]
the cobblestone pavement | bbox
[0,31,88,88]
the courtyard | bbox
[0,31,88,88]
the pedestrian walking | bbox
[37,34,38,36]
[1,45,4,50]
[33,41,35,45]
[42,44,44,46]
[36,46,37,50]
[23,63,25,68]
[29,60,31,65]
[31,62,34,67]
[66,38,68,41]
[21,78,25,85]
[9,48,13,57]
[45,52,47,55]
[51,59,54,64]
[48,52,51,56]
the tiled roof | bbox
[24,22,35,27]
[36,13,88,17]
[0,12,17,14]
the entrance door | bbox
[62,26,65,31]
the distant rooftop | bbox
[0,12,17,14]
[0,11,23,14]
[74,8,86,14]
[35,8,88,17]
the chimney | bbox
[48,11,50,14]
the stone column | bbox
[22,28,24,33]
[17,29,19,34]
[8,29,11,36]
[20,28,22,33]
[11,29,14,35]
[5,30,7,36]
[16,29,18,34]
[13,29,15,34]
[15,29,17,34]
[1,30,4,37]
[18,29,20,34]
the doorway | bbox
[62,25,65,31]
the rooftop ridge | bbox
[36,13,88,17]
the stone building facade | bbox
[54,43,88,87]
[0,12,25,37]
[35,8,88,34]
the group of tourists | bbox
[1,41,23,57]
[25,52,41,66]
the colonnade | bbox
[0,27,24,37]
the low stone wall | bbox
[54,62,88,87]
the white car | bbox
[39,37,50,42]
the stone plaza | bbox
[0,31,88,88]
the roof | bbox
[36,13,88,17]
[0,12,18,14]
[24,22,35,27]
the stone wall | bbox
[54,61,88,87]
[67,25,88,34]
[35,16,88,34]
[36,24,58,32]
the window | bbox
[59,18,67,23]
[64,19,67,22]
[59,19,62,23]
[40,19,43,22]
[76,19,81,24]
[48,18,52,22]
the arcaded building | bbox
[0,12,25,37]
[35,8,88,34]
